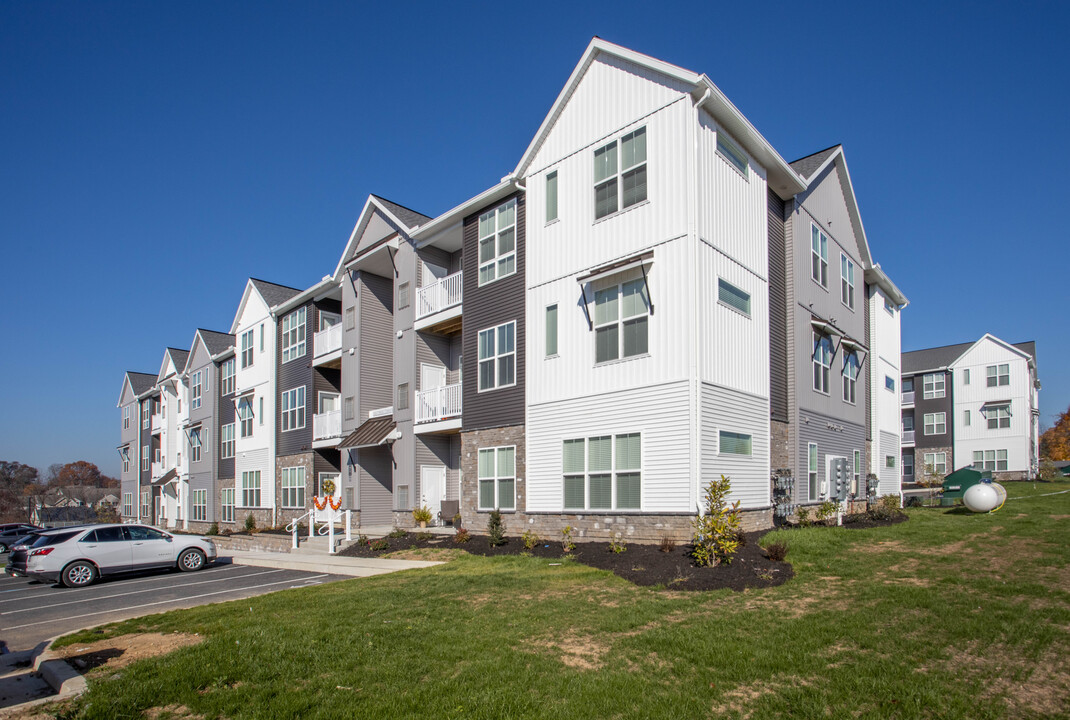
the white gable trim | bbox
[331,196,420,282]
[948,334,1032,370]
[229,279,271,335]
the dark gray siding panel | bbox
[218,365,236,480]
[414,435,452,500]
[314,449,341,480]
[359,272,394,419]
[462,191,525,432]
[911,371,953,450]
[767,190,789,423]
[357,446,393,525]
[795,409,867,504]
[277,300,313,457]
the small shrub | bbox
[609,535,627,554]
[356,534,368,546]
[879,494,902,511]
[561,525,576,554]
[453,527,471,544]
[452,513,462,526]
[244,514,257,533]
[691,474,743,567]
[388,527,408,539]
[522,530,541,551]
[659,536,676,553]
[732,529,747,548]
[415,531,432,541]
[412,505,433,525]
[487,510,506,546]
[816,500,838,524]
[369,538,389,551]
[797,508,812,528]
[765,540,789,562]
[206,523,219,536]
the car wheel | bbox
[0,543,8,554]
[62,561,97,588]
[178,549,206,572]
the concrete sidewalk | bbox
[225,549,443,577]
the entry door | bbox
[320,392,340,413]
[421,364,446,391]
[420,466,446,525]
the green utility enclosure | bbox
[941,467,992,501]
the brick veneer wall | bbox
[276,452,315,526]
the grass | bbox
[50,482,1070,719]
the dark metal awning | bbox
[339,416,398,449]
[150,468,178,487]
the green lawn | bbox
[52,483,1070,719]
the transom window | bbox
[840,254,855,309]
[986,364,1010,387]
[478,446,515,511]
[595,278,649,363]
[923,412,946,435]
[923,452,947,475]
[717,278,751,316]
[280,467,305,508]
[985,404,1011,429]
[221,423,235,459]
[240,330,255,368]
[813,332,832,394]
[221,358,236,395]
[221,488,235,523]
[281,387,306,431]
[563,433,641,511]
[717,134,748,176]
[973,449,1008,471]
[192,490,207,521]
[478,198,517,286]
[241,471,261,507]
[191,371,203,410]
[922,373,945,399]
[478,321,516,392]
[281,307,306,363]
[594,127,647,220]
[811,225,828,287]
[842,352,859,404]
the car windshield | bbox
[30,531,82,548]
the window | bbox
[853,450,861,496]
[123,406,130,429]
[191,371,203,410]
[238,398,254,438]
[221,488,235,523]
[398,283,410,310]
[281,307,306,363]
[545,305,558,357]
[221,423,235,459]
[717,133,748,176]
[192,489,207,521]
[594,127,647,220]
[345,307,355,330]
[478,446,516,510]
[221,358,236,395]
[923,412,946,435]
[840,254,855,309]
[241,471,261,507]
[811,225,828,287]
[123,493,133,517]
[886,455,896,468]
[259,397,264,425]
[259,323,264,352]
[397,485,410,510]
[973,449,1008,472]
[477,198,517,286]
[546,170,558,222]
[562,433,641,510]
[282,387,306,431]
[121,448,130,473]
[718,278,751,316]
[922,373,945,399]
[813,332,832,394]
[886,376,895,392]
[842,352,859,404]
[903,416,914,433]
[141,445,150,471]
[595,278,649,363]
[478,321,516,391]
[963,368,970,385]
[190,428,202,462]
[808,443,818,501]
[143,400,151,428]
[923,452,947,475]
[719,431,752,455]
[903,378,914,393]
[155,446,161,464]
[986,364,1010,387]
[241,330,254,368]
[344,396,355,421]
[140,491,150,518]
[986,404,1011,429]
[964,409,971,426]
[397,383,409,411]
[903,454,914,477]
[280,467,305,508]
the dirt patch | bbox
[711,675,814,718]
[144,705,205,720]
[1050,515,1070,521]
[381,547,463,561]
[533,631,609,670]
[54,632,204,674]
[948,641,1070,717]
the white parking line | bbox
[0,564,261,602]
[0,569,287,614]
[3,574,330,631]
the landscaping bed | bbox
[339,529,792,591]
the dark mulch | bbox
[841,510,909,529]
[339,530,793,592]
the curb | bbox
[34,647,87,699]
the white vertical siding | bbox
[527,381,692,513]
[700,382,770,509]
[233,290,278,507]
[868,284,902,476]
[878,430,901,496]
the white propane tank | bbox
[963,482,1004,513]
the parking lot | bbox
[0,559,347,653]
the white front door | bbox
[420,466,446,525]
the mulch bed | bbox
[841,511,909,529]
[339,530,793,592]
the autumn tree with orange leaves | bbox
[1040,404,1070,461]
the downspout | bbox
[690,87,709,513]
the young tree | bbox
[1040,404,1070,461]
[0,461,40,523]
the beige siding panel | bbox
[700,382,771,509]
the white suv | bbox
[26,524,218,588]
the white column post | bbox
[328,510,336,554]
[345,510,352,541]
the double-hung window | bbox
[811,225,828,287]
[478,446,515,511]
[477,199,517,286]
[221,423,235,459]
[903,454,914,477]
[853,450,861,495]
[808,443,819,501]
[594,127,647,220]
[122,493,133,517]
[842,352,859,404]
[595,278,649,363]
[123,406,130,429]
[973,449,1008,471]
[143,400,151,428]
[903,415,914,433]
[190,428,202,462]
[191,371,202,410]
[221,358,235,395]
[281,307,306,363]
[240,330,255,368]
[986,404,1011,429]
[924,452,947,475]
[221,488,235,523]
[923,412,946,435]
[922,373,945,399]
[813,332,832,394]
[121,448,130,473]
[986,364,1010,387]
[477,321,516,391]
[238,398,254,438]
[140,490,150,518]
[840,254,855,309]
[192,490,207,521]
[281,387,306,431]
[141,445,150,472]
[562,433,641,511]
[241,471,261,507]
[280,467,305,508]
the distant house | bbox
[33,506,97,527]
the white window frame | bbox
[477,446,516,511]
[964,409,971,426]
[141,444,150,472]
[192,489,207,521]
[241,470,261,508]
[545,304,558,357]
[477,198,517,286]
[221,423,235,459]
[140,490,150,518]
[924,452,947,475]
[986,364,1010,387]
[840,253,855,309]
[477,321,516,392]
[345,307,355,331]
[842,351,859,404]
[123,406,130,429]
[717,278,751,317]
[142,400,151,428]
[963,368,971,385]
[562,433,642,511]
[808,443,819,501]
[716,133,748,177]
[238,397,254,438]
[903,454,914,477]
[811,224,828,288]
[281,386,306,432]
[923,412,946,435]
[240,329,254,368]
[922,373,945,399]
[121,448,130,473]
[594,277,650,364]
[123,493,133,517]
[191,371,202,410]
[718,430,752,456]
[545,170,558,223]
[973,449,1008,472]
[190,428,202,463]
[853,450,861,496]
[221,488,235,523]
[398,282,410,310]
[986,404,1011,430]
[221,358,236,395]
[594,126,647,221]
[280,467,305,509]
[813,331,832,394]
[281,307,306,363]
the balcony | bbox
[313,410,343,447]
[902,430,915,445]
[151,414,163,433]
[313,324,343,368]
[901,391,915,406]
[415,271,462,334]
[415,383,462,433]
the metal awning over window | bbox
[810,318,842,337]
[577,251,654,329]
[339,416,399,449]
[151,468,178,487]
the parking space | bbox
[0,559,347,653]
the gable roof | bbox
[331,195,429,281]
[157,347,190,384]
[792,144,874,269]
[198,329,235,357]
[370,195,431,230]
[903,335,1037,374]
[118,371,158,406]
[790,144,841,179]
[230,277,303,334]
[511,37,806,199]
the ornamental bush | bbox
[691,474,743,567]
[244,514,256,533]
[487,510,506,546]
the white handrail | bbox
[286,509,316,549]
[416,270,463,319]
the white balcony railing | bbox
[416,271,463,319]
[415,383,462,424]
[313,410,342,440]
[902,391,915,405]
[314,324,343,358]
[902,430,915,444]
[151,414,163,433]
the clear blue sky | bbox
[2,1,1067,478]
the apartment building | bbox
[117,371,158,521]
[901,334,1039,483]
